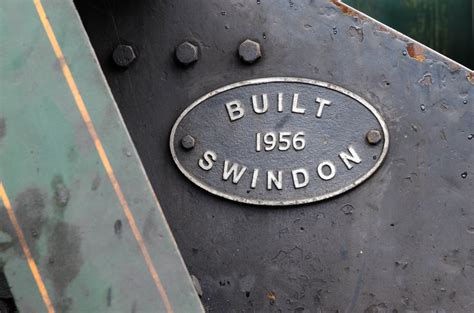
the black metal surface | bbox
[75,0,473,312]
[0,272,12,299]
[170,78,388,205]
[0,272,15,313]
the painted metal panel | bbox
[0,0,204,312]
[75,0,473,312]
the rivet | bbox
[238,39,262,64]
[181,135,196,150]
[112,45,136,68]
[176,41,199,65]
[366,129,382,145]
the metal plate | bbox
[170,78,389,205]
[75,0,473,310]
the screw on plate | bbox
[238,39,262,64]
[366,129,382,145]
[175,41,199,65]
[112,44,136,68]
[181,135,196,150]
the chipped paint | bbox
[333,0,471,73]
[418,73,433,86]
[330,0,366,20]
[468,72,474,84]
[406,43,426,62]
[348,26,363,42]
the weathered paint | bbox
[0,0,203,312]
[74,0,473,311]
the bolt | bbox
[181,135,196,150]
[112,44,136,68]
[238,39,262,64]
[175,41,199,65]
[366,129,382,145]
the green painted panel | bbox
[0,0,204,312]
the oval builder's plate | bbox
[170,78,389,206]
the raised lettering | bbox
[292,168,309,189]
[250,168,259,189]
[198,150,217,171]
[223,160,247,184]
[267,170,283,190]
[277,93,283,112]
[339,145,361,170]
[225,100,245,121]
[315,97,331,118]
[291,93,305,114]
[251,94,269,114]
[317,161,336,181]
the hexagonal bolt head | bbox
[181,135,196,150]
[175,41,199,65]
[239,39,262,64]
[112,45,136,68]
[366,129,382,145]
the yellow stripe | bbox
[0,182,55,313]
[31,1,174,312]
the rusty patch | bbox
[267,291,276,304]
[329,0,366,20]
[0,118,5,140]
[406,43,426,62]
[375,24,390,33]
[330,1,400,37]
[468,72,474,84]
